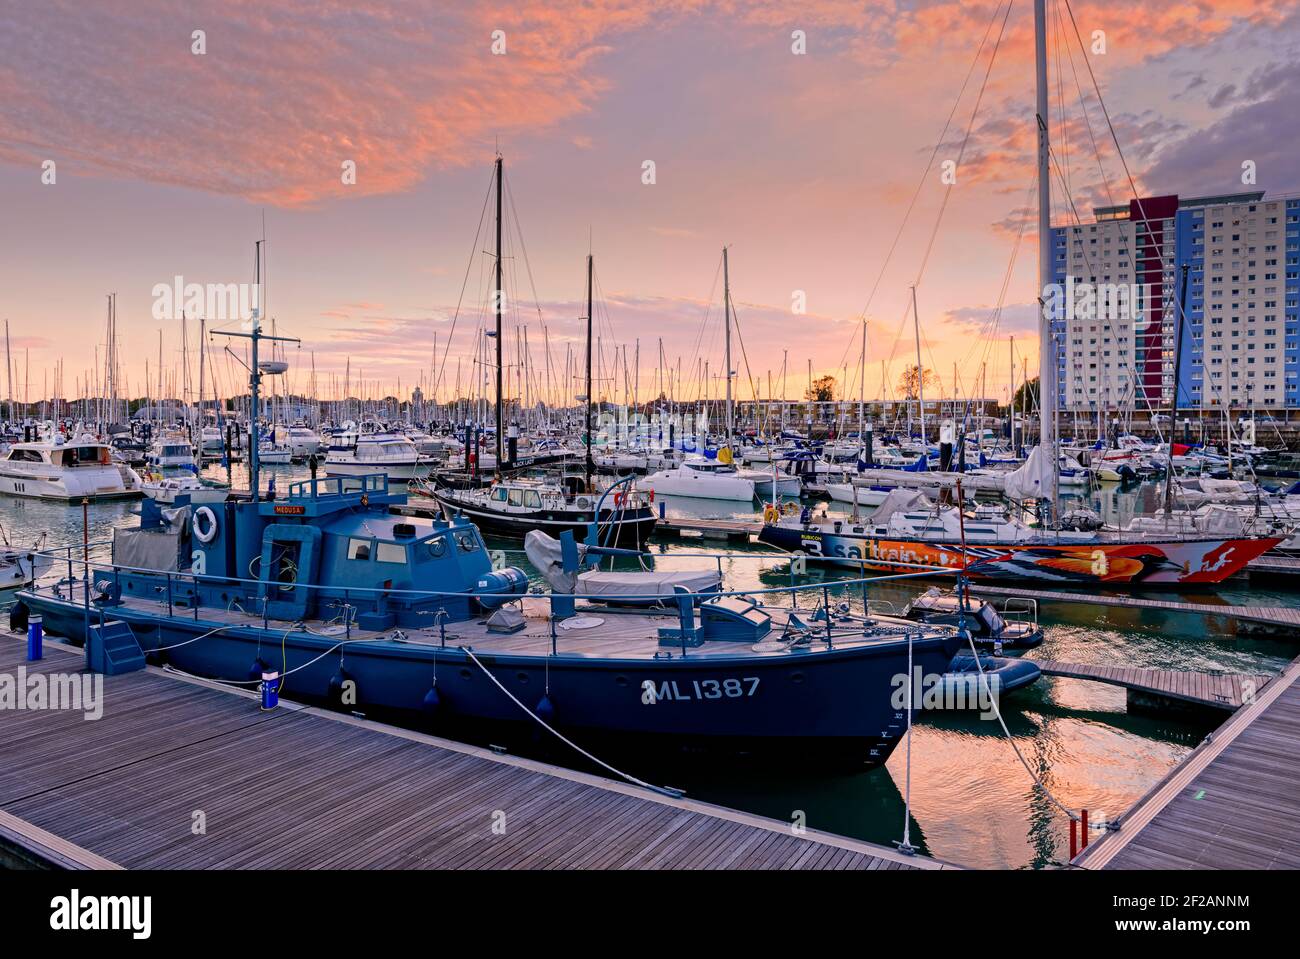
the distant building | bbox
[1050,190,1300,411]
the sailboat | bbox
[759,0,1281,586]
[434,173,657,546]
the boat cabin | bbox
[3,441,112,467]
[94,473,526,631]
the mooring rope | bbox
[460,646,684,799]
[963,627,1080,822]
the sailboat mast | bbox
[1034,0,1055,455]
[859,319,866,442]
[494,154,505,467]
[585,254,594,491]
[911,285,925,446]
[723,246,734,442]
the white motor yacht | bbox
[326,434,425,480]
[0,435,143,501]
[641,456,756,501]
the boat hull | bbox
[758,524,1282,586]
[21,593,959,766]
[431,492,658,547]
[0,468,140,502]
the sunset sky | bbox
[2,0,1298,411]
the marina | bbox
[1,0,1297,922]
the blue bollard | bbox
[26,614,43,661]
[260,669,280,710]
[658,500,666,519]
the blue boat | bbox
[15,323,962,769]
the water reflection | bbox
[2,469,1292,869]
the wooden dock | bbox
[1035,660,1273,712]
[654,517,760,542]
[1074,654,1300,869]
[1248,554,1300,579]
[970,584,1300,634]
[0,635,948,871]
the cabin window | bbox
[454,531,479,553]
[6,449,42,462]
[427,538,447,558]
[376,543,407,564]
[508,489,524,507]
[523,491,542,508]
[491,488,508,502]
[347,538,372,560]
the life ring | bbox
[192,506,219,544]
[763,504,779,524]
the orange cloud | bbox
[1,1,1285,209]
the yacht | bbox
[0,435,143,501]
[759,487,1280,586]
[429,475,658,547]
[642,456,756,501]
[326,433,425,480]
[199,425,226,455]
[141,474,229,506]
[274,423,325,458]
[148,434,198,474]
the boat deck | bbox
[38,581,936,661]
[0,635,948,870]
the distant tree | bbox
[1009,376,1039,414]
[897,365,937,401]
[805,375,836,402]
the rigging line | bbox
[877,0,1016,394]
[1058,1,1117,212]
[956,175,1038,424]
[911,0,1014,292]
[1047,4,1243,450]
[853,0,1009,327]
[433,167,496,404]
[503,172,547,330]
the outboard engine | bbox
[471,566,529,610]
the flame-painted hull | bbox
[758,524,1281,586]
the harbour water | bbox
[3,461,1294,869]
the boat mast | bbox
[198,316,206,433]
[723,246,733,443]
[1009,335,1016,451]
[585,253,594,492]
[1034,0,1057,506]
[911,285,925,449]
[494,154,505,468]
[1164,263,1191,515]
[859,318,866,449]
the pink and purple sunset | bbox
[2,0,1297,406]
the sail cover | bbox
[1003,445,1054,500]
[868,488,935,525]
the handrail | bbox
[28,540,959,606]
